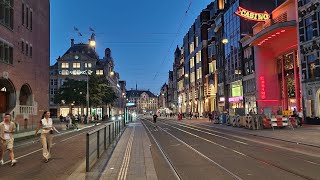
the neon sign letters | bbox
[260,76,266,99]
[235,7,270,22]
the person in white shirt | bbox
[35,111,60,162]
[0,113,17,166]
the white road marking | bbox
[155,122,243,180]
[168,121,248,145]
[161,121,247,157]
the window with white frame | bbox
[85,63,92,68]
[96,70,103,75]
[195,37,199,48]
[196,51,201,63]
[61,63,69,68]
[190,57,195,68]
[190,72,195,83]
[73,62,80,68]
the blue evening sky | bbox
[50,0,212,94]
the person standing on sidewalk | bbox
[35,111,60,163]
[0,113,17,166]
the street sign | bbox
[283,110,293,116]
[126,102,136,107]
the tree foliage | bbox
[55,75,118,107]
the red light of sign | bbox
[235,6,270,22]
[260,76,266,99]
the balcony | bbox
[17,105,38,115]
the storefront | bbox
[241,0,300,115]
[245,95,257,114]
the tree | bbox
[55,75,118,107]
[88,74,118,106]
[54,78,86,106]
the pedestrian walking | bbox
[0,113,17,166]
[35,111,60,163]
[153,114,158,129]
[298,111,303,127]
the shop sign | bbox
[219,97,225,102]
[235,6,270,22]
[229,96,243,102]
[260,76,266,99]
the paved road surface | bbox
[141,117,320,180]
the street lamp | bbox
[86,39,96,123]
[89,40,96,47]
[110,71,115,76]
[222,38,229,44]
[185,74,189,78]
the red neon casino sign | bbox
[235,7,270,22]
[260,76,266,99]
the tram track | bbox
[155,118,318,180]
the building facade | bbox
[126,89,158,114]
[49,37,126,118]
[242,0,300,116]
[159,83,168,109]
[298,0,320,121]
[0,0,50,130]
[222,0,283,115]
[182,8,210,116]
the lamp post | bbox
[86,38,96,123]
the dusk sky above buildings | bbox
[50,0,212,94]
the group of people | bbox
[0,111,60,167]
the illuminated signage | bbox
[59,70,93,76]
[260,76,266,99]
[235,7,270,22]
[126,102,136,107]
[229,96,243,102]
[231,85,242,97]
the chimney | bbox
[71,39,74,47]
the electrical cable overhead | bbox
[153,0,192,80]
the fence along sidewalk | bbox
[86,118,126,172]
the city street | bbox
[0,124,103,180]
[141,116,320,180]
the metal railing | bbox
[86,117,126,172]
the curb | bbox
[155,117,320,149]
[203,123,320,149]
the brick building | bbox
[0,0,50,130]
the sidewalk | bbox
[99,120,157,180]
[160,117,320,147]
[13,123,95,141]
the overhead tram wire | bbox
[153,0,192,80]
